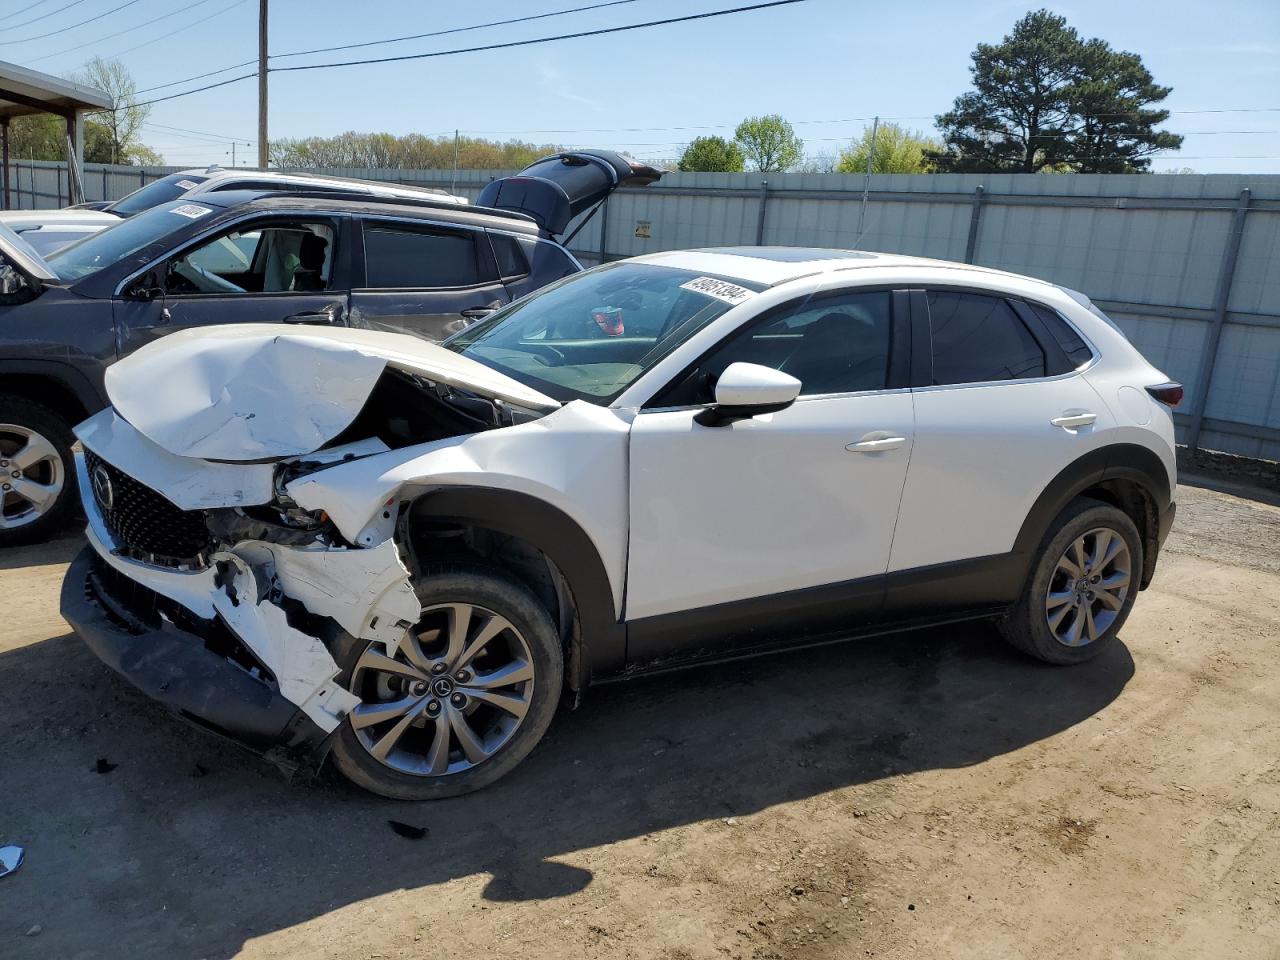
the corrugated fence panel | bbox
[3,160,1279,458]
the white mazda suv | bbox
[61,247,1179,798]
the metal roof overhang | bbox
[0,59,112,121]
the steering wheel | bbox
[173,259,246,294]
[524,342,567,364]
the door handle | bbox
[1050,412,1097,430]
[284,303,344,325]
[846,435,907,453]
[460,300,503,321]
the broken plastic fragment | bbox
[0,846,24,879]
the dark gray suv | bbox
[0,151,662,544]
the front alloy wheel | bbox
[330,564,563,799]
[348,602,536,776]
[0,398,77,548]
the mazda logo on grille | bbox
[90,464,114,511]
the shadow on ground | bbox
[0,571,1134,959]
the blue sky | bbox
[5,0,1279,172]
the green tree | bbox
[269,132,564,170]
[930,9,1181,173]
[677,135,745,172]
[733,115,804,172]
[836,123,941,174]
[71,57,152,165]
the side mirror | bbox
[694,362,801,427]
[125,269,164,301]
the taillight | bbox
[1145,382,1184,407]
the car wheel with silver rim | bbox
[329,563,563,799]
[0,398,77,548]
[999,498,1143,665]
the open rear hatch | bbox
[476,150,663,237]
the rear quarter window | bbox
[1028,302,1095,368]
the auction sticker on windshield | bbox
[679,276,754,305]
[175,179,199,189]
[170,203,213,219]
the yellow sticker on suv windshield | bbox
[679,276,754,305]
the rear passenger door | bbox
[887,289,1113,614]
[351,219,509,341]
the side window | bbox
[489,233,530,280]
[1027,301,1094,369]
[166,221,334,295]
[926,291,1045,385]
[518,236,578,283]
[363,224,485,288]
[661,291,893,404]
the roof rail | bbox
[245,188,538,225]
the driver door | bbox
[113,216,350,356]
[624,288,916,663]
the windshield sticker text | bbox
[175,179,199,190]
[679,276,754,305]
[170,203,212,219]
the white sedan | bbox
[61,247,1180,798]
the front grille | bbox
[84,450,212,565]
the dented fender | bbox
[285,400,633,616]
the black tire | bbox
[329,562,563,800]
[0,396,78,548]
[998,497,1143,665]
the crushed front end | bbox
[61,410,423,769]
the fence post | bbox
[599,196,610,264]
[755,178,768,245]
[964,185,985,264]
[1185,187,1252,454]
[55,165,63,207]
[103,166,109,202]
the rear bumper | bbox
[60,546,326,753]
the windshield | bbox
[446,262,765,403]
[106,172,209,217]
[17,227,105,257]
[47,200,217,281]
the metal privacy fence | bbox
[5,159,1280,462]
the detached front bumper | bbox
[61,546,327,753]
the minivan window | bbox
[926,291,1045,385]
[363,225,483,288]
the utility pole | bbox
[257,0,268,169]
[854,115,879,246]
[450,129,460,194]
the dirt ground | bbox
[2,480,1278,960]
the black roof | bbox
[199,189,542,235]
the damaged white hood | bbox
[104,323,560,462]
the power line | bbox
[108,0,251,61]
[0,0,143,44]
[144,120,256,142]
[134,56,257,97]
[130,1,647,98]
[272,0,644,59]
[0,0,88,28]
[132,71,258,109]
[128,0,809,106]
[28,0,221,62]
[269,0,810,73]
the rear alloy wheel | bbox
[999,498,1143,664]
[330,564,563,799]
[0,399,77,548]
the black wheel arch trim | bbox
[0,358,105,419]
[1011,442,1172,590]
[403,486,625,688]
